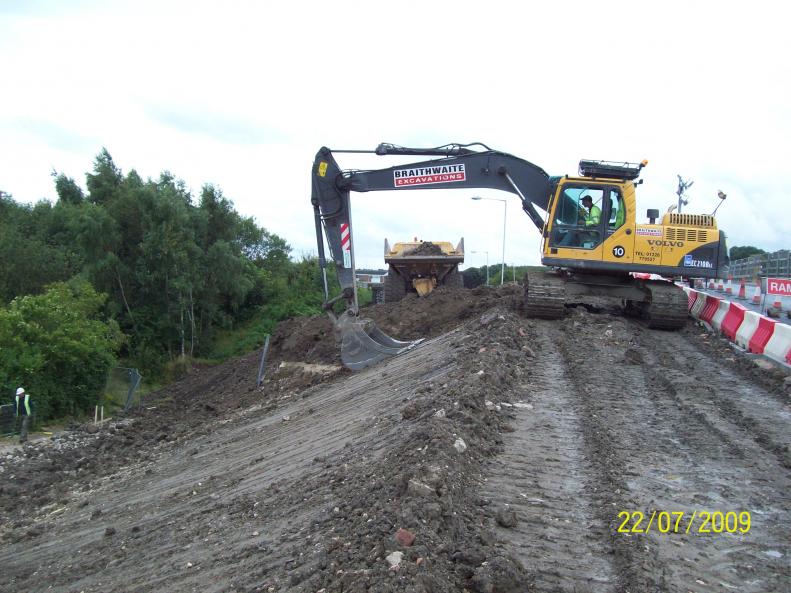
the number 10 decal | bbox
[612,246,625,258]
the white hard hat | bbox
[16,387,25,395]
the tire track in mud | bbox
[479,324,619,592]
[551,321,665,593]
[557,312,791,593]
[627,329,791,593]
[482,311,791,593]
[644,331,791,469]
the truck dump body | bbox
[384,238,465,300]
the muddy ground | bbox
[0,285,789,593]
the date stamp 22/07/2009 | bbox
[617,511,751,534]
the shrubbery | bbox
[0,280,123,419]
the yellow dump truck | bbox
[383,238,465,302]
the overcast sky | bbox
[2,0,789,271]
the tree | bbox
[730,246,766,261]
[0,199,81,303]
[2,150,340,382]
[86,148,123,205]
[52,172,85,205]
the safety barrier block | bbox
[711,300,730,332]
[721,302,747,341]
[699,295,721,324]
[748,317,778,355]
[764,323,791,366]
[686,289,699,312]
[735,311,761,350]
[691,290,789,366]
[690,291,707,319]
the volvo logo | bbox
[647,240,684,248]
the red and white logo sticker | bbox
[636,227,662,237]
[767,277,791,296]
[393,164,466,187]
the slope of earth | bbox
[0,286,534,592]
[0,285,513,523]
[1,284,789,593]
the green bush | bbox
[0,279,123,420]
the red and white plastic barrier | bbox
[748,316,778,355]
[721,302,747,341]
[735,311,761,350]
[764,324,791,365]
[698,294,722,326]
[711,299,731,332]
[690,292,708,319]
[683,287,791,367]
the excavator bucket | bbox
[337,313,423,371]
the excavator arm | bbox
[312,143,552,309]
[311,143,553,370]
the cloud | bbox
[145,105,288,145]
[0,118,98,153]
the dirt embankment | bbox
[1,284,789,593]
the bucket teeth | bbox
[337,313,422,370]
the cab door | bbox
[545,183,606,263]
[601,186,635,264]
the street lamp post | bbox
[471,196,507,285]
[471,250,489,285]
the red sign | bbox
[767,277,791,296]
[393,164,466,187]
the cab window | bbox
[607,188,626,233]
[550,186,605,249]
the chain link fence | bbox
[104,367,143,411]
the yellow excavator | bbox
[311,142,728,370]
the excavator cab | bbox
[549,186,607,249]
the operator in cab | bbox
[580,195,601,227]
[559,195,601,247]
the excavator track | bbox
[523,269,566,319]
[640,280,688,330]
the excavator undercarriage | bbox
[522,269,688,329]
